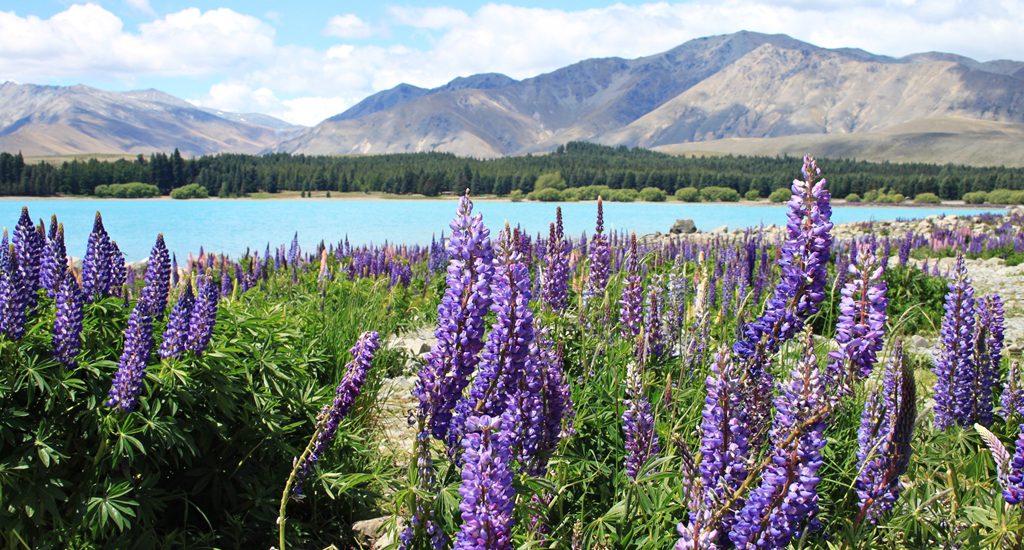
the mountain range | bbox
[4,31,1024,165]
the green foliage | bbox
[674,186,700,202]
[639,187,667,202]
[509,189,525,202]
[606,188,639,202]
[963,191,989,204]
[93,182,161,198]
[533,172,567,191]
[1,267,431,547]
[527,187,564,201]
[769,188,791,203]
[698,186,740,202]
[986,188,1024,204]
[845,193,862,203]
[914,192,941,204]
[6,143,1024,198]
[743,189,760,201]
[169,183,209,199]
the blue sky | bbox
[1,1,1021,125]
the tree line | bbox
[1,142,1022,199]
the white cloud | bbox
[0,4,274,81]
[124,0,156,16]
[388,6,471,29]
[324,14,375,39]
[3,1,1024,126]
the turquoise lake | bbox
[0,198,1005,260]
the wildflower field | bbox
[2,156,1023,549]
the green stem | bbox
[278,420,325,550]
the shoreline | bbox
[0,192,1011,209]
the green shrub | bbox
[559,188,582,202]
[606,188,638,202]
[914,192,941,204]
[567,185,611,201]
[639,187,667,202]
[674,186,700,202]
[699,186,740,202]
[769,188,791,203]
[863,189,880,202]
[527,187,564,201]
[986,188,1024,204]
[877,193,905,203]
[509,189,524,202]
[170,183,210,199]
[845,193,862,203]
[93,182,161,198]
[962,191,988,204]
[744,189,761,201]
[533,172,566,191]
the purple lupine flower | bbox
[0,239,34,340]
[677,350,750,547]
[854,341,917,524]
[898,232,913,266]
[622,355,659,479]
[932,254,977,430]
[171,253,179,287]
[733,156,833,433]
[541,210,570,312]
[81,213,112,301]
[220,269,232,298]
[294,331,379,489]
[41,221,67,298]
[619,233,643,339]
[973,294,1005,426]
[585,197,611,302]
[185,271,219,356]
[107,240,127,296]
[400,425,448,550]
[512,328,572,476]
[448,226,534,453]
[1002,425,1024,505]
[138,234,171,319]
[729,335,828,549]
[106,301,155,412]
[52,273,85,367]
[826,243,888,397]
[1002,360,1024,420]
[415,193,494,447]
[159,279,195,359]
[12,207,43,313]
[644,284,665,360]
[454,414,515,550]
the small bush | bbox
[863,189,880,202]
[533,172,567,191]
[914,192,941,204]
[986,188,1024,205]
[699,186,740,202]
[559,188,582,202]
[639,187,667,202]
[568,185,611,201]
[962,191,988,204]
[170,183,210,199]
[674,187,700,202]
[606,188,639,202]
[509,189,525,202]
[527,188,564,201]
[93,182,161,198]
[744,189,761,201]
[877,193,905,204]
[769,188,791,203]
[845,193,862,203]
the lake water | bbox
[0,198,1004,260]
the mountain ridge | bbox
[3,31,1023,165]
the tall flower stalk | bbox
[729,334,828,548]
[733,156,833,432]
[415,192,494,450]
[854,341,917,525]
[279,331,380,550]
[826,243,888,397]
[453,415,515,550]
[52,274,85,367]
[619,233,643,339]
[932,254,977,430]
[541,208,570,312]
[585,197,611,303]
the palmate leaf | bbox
[975,423,1012,487]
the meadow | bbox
[2,156,1023,549]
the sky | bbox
[1,0,1021,126]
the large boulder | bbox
[670,218,697,234]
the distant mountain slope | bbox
[0,82,301,156]
[277,31,1024,164]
